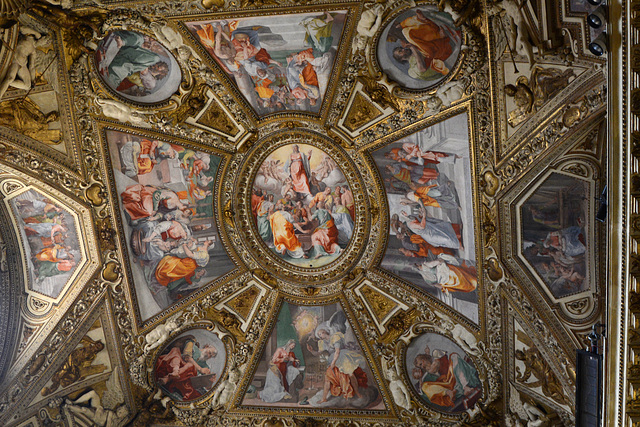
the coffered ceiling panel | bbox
[0,0,614,425]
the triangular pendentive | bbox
[240,301,387,411]
[370,112,480,324]
[185,10,350,117]
[214,280,268,332]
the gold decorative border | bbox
[359,103,485,327]
[95,122,242,330]
[395,324,493,422]
[227,293,399,421]
[1,183,92,307]
[615,0,630,424]
[368,2,473,98]
[231,128,370,286]
[497,115,605,332]
[147,322,231,408]
[90,10,195,110]
[174,3,359,127]
[502,300,575,421]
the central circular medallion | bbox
[252,144,355,268]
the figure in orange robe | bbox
[34,244,70,263]
[284,145,312,195]
[416,256,477,293]
[394,10,457,76]
[251,191,264,218]
[136,139,159,175]
[409,184,440,208]
[121,185,187,221]
[121,184,157,221]
[155,256,200,290]
[398,232,455,258]
[269,208,305,258]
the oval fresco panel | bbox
[405,332,482,413]
[252,144,354,268]
[95,31,182,104]
[155,329,226,402]
[377,6,462,90]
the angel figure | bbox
[514,329,568,406]
[435,313,482,355]
[42,335,106,396]
[143,316,179,353]
[382,358,412,410]
[505,76,534,128]
[415,253,478,294]
[211,365,243,407]
[0,97,61,145]
[306,311,368,405]
[508,384,551,427]
[64,371,129,427]
[499,0,535,66]
[0,27,51,100]
[357,4,384,38]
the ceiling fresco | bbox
[0,0,615,425]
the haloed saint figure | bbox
[252,144,354,268]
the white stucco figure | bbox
[352,4,384,53]
[435,80,465,107]
[436,312,481,355]
[500,0,535,66]
[211,362,246,408]
[382,358,412,410]
[94,98,151,127]
[143,317,179,353]
[0,27,51,100]
[64,371,128,427]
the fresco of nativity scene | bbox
[372,114,479,323]
[520,172,590,299]
[378,6,462,90]
[155,329,226,402]
[10,189,82,299]
[405,332,482,413]
[252,144,354,268]
[243,302,384,410]
[107,130,234,319]
[187,11,346,116]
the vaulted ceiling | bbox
[0,0,616,425]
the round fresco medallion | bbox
[252,143,355,268]
[405,332,482,413]
[95,30,182,104]
[155,329,226,402]
[377,6,462,90]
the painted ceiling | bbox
[0,0,610,425]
